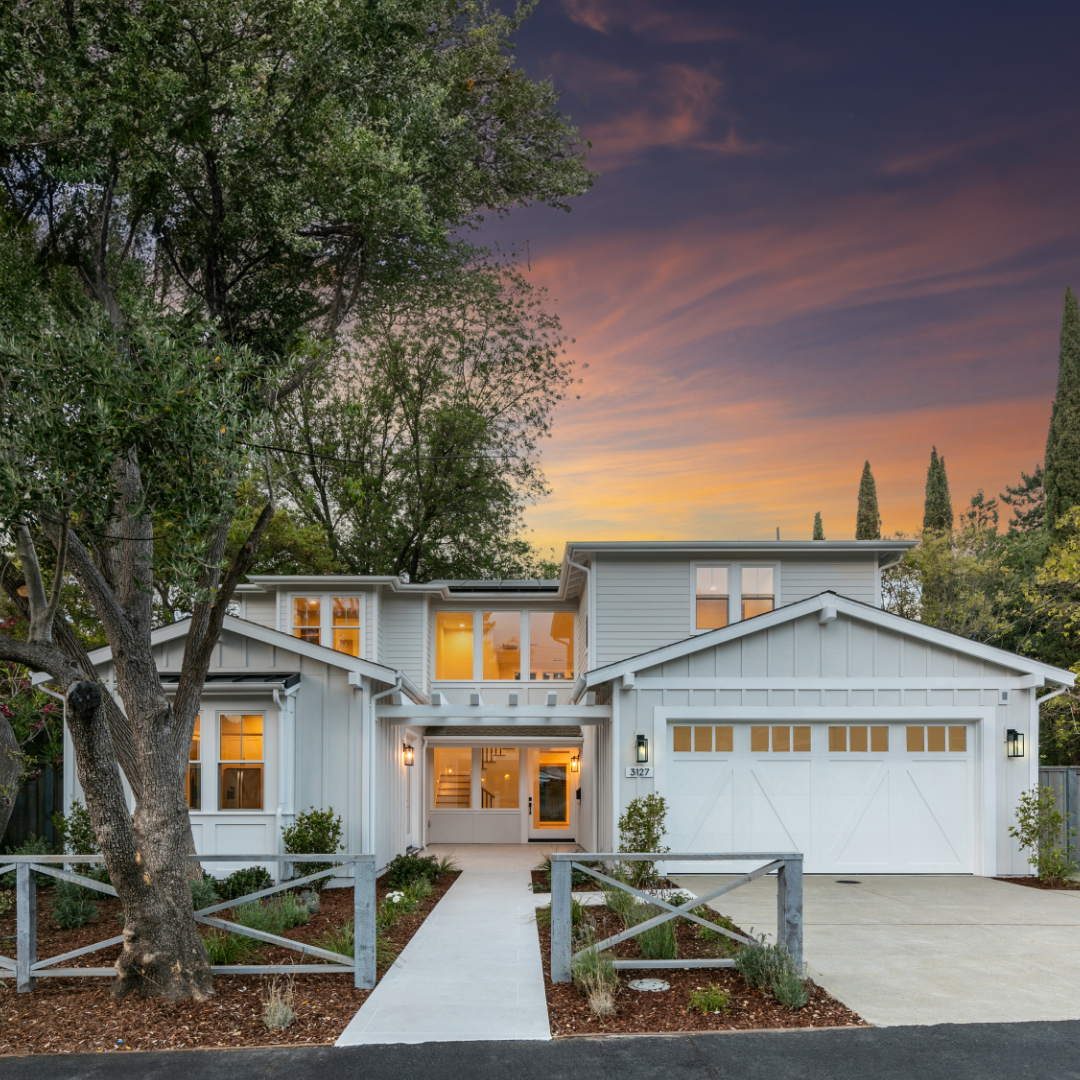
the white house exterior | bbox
[76,540,1073,878]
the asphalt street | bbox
[4,1022,1080,1080]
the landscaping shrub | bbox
[571,939,618,1017]
[320,919,399,969]
[534,896,589,930]
[281,807,344,890]
[382,852,441,889]
[262,975,296,1031]
[622,901,677,960]
[402,877,432,904]
[1010,785,1078,883]
[734,939,809,1009]
[1,834,52,888]
[214,866,273,901]
[233,892,310,935]
[52,800,98,857]
[696,911,740,957]
[601,880,639,923]
[0,888,12,917]
[376,892,414,932]
[202,927,259,965]
[49,879,99,929]
[688,984,731,1014]
[190,875,221,911]
[617,794,669,890]
[299,889,321,915]
[435,853,460,876]
[534,852,600,891]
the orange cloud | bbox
[561,0,744,43]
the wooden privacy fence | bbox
[1,766,63,851]
[549,852,803,984]
[0,853,376,993]
[1039,767,1080,856]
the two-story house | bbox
[79,539,1073,878]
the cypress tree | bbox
[1044,287,1080,528]
[855,461,881,539]
[922,446,953,533]
[813,511,825,540]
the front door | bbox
[527,749,576,840]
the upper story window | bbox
[292,594,363,657]
[435,609,574,681]
[695,567,729,629]
[186,716,201,810]
[742,567,775,619]
[219,713,263,811]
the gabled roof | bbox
[86,615,427,703]
[581,591,1075,689]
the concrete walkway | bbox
[336,844,572,1045]
[675,872,1080,1027]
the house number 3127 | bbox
[625,766,654,778]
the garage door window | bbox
[673,725,734,752]
[829,726,889,752]
[907,726,966,752]
[750,725,811,752]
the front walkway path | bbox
[336,844,574,1045]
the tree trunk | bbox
[0,715,23,840]
[66,681,212,1001]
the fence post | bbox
[776,856,803,966]
[354,856,376,989]
[16,862,36,993]
[550,857,572,984]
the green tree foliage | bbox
[922,447,953,533]
[1001,466,1046,534]
[855,461,881,540]
[617,793,669,890]
[812,512,824,540]
[1044,289,1080,529]
[266,256,578,580]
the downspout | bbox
[1037,686,1070,706]
[568,556,595,674]
[273,683,300,881]
[365,673,404,859]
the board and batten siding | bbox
[779,555,877,606]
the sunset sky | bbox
[479,1,1080,553]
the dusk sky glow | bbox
[479,1,1080,553]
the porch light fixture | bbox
[402,742,414,767]
[1006,729,1024,758]
[636,734,649,764]
[570,754,579,773]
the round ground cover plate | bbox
[628,978,670,992]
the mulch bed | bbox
[0,871,460,1055]
[997,876,1080,891]
[535,904,866,1036]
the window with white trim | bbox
[741,567,775,620]
[291,594,364,657]
[219,713,264,810]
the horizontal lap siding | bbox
[596,557,690,666]
[380,594,426,685]
[781,556,877,605]
[243,593,277,630]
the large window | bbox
[433,747,472,808]
[695,567,729,629]
[482,611,521,680]
[530,612,574,680]
[742,567,775,620]
[435,612,474,680]
[219,714,263,810]
[293,597,321,643]
[480,747,519,808]
[333,597,361,657]
[186,716,201,810]
[292,595,363,656]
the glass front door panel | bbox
[534,752,570,827]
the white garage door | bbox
[664,722,975,874]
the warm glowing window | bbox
[433,747,472,808]
[751,725,810,752]
[293,597,321,644]
[673,725,734,752]
[741,567,775,620]
[907,726,962,752]
[831,726,888,752]
[530,612,574,680]
[482,612,521,680]
[333,597,361,657]
[480,747,519,808]
[436,612,474,680]
[186,716,201,810]
[219,714,263,810]
[696,567,729,629]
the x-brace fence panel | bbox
[0,853,377,992]
[548,852,803,984]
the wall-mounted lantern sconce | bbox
[1006,729,1024,758]
[403,742,414,767]
[570,754,579,773]
[636,734,649,764]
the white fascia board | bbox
[87,615,428,704]
[583,592,1074,689]
[376,704,610,724]
[245,574,448,596]
[564,540,916,556]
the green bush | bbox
[571,938,618,1016]
[697,911,740,956]
[435,853,460,876]
[299,889,321,915]
[1009,786,1078,883]
[534,853,599,891]
[214,866,273,901]
[624,902,677,960]
[382,852,441,889]
[281,807,344,890]
[734,939,809,1009]
[535,896,589,930]
[190,875,221,911]
[617,795,669,890]
[1,835,53,888]
[688,984,731,1014]
[402,877,432,904]
[52,800,98,856]
[233,893,310,935]
[202,927,259,965]
[49,879,99,929]
[320,919,399,970]
[0,888,12,918]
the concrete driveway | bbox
[673,874,1080,1026]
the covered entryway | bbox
[664,720,976,874]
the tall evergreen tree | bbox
[813,511,825,540]
[1044,288,1080,529]
[922,446,953,533]
[855,462,881,539]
